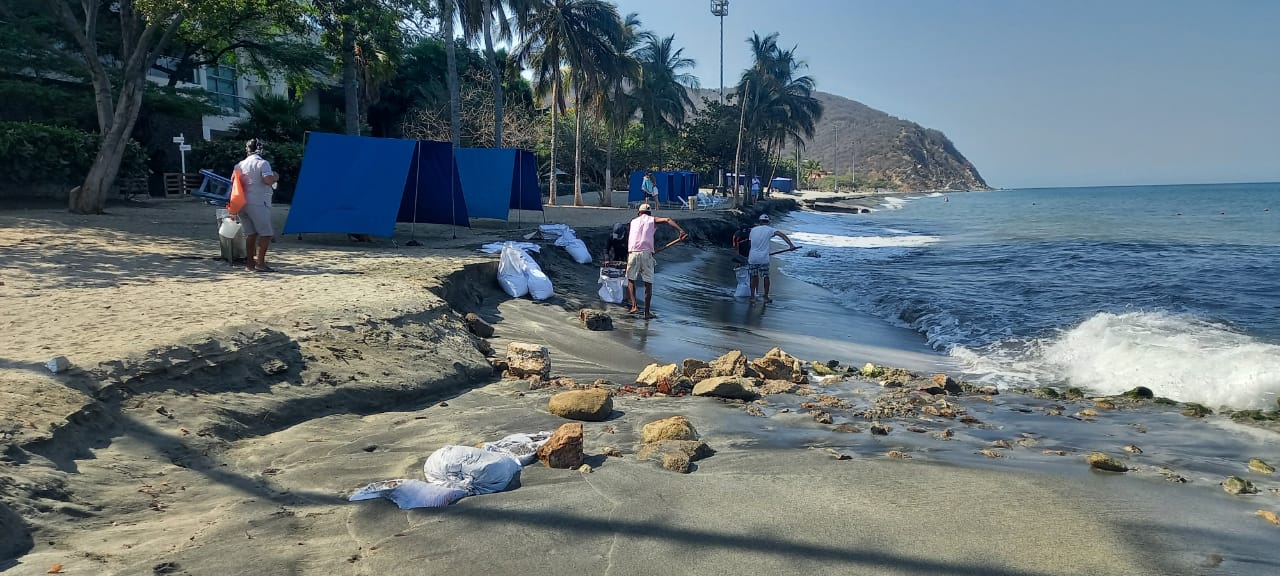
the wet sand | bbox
[3,198,1279,575]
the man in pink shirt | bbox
[626,203,687,319]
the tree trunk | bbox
[573,79,583,206]
[71,76,146,213]
[602,131,614,207]
[548,82,558,206]
[341,19,359,135]
[481,0,503,148]
[444,16,461,147]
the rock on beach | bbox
[547,389,613,422]
[505,342,550,379]
[641,416,698,443]
[1087,452,1128,472]
[537,423,584,469]
[692,376,758,399]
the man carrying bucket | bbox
[233,139,279,272]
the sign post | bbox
[173,134,191,194]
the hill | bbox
[693,88,990,192]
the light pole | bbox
[710,0,728,103]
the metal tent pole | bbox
[404,142,424,245]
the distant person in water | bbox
[625,203,687,319]
[747,214,797,303]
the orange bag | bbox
[228,167,247,215]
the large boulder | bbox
[578,309,613,331]
[692,376,758,400]
[708,350,749,377]
[505,342,550,379]
[537,423,584,469]
[548,389,613,421]
[636,363,680,386]
[750,356,802,383]
[753,347,805,383]
[641,416,699,443]
[464,313,495,338]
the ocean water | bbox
[775,182,1280,409]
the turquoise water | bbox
[776,182,1280,409]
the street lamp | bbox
[710,0,728,103]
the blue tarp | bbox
[771,177,794,192]
[628,171,647,203]
[455,148,516,220]
[398,140,469,227]
[511,149,542,212]
[629,170,699,203]
[454,148,544,220]
[284,133,417,237]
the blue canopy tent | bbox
[284,133,468,238]
[629,170,699,205]
[770,177,794,193]
[454,148,544,221]
[398,139,469,231]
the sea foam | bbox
[786,231,940,249]
[954,311,1280,410]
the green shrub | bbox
[0,121,147,192]
[0,79,94,128]
[190,138,304,203]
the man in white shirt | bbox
[235,139,280,272]
[746,213,797,303]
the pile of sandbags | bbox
[497,242,554,300]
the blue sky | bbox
[608,0,1280,188]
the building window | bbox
[206,64,240,114]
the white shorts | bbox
[239,204,274,237]
[626,251,655,283]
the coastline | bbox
[2,198,1277,575]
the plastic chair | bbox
[193,169,231,206]
[677,196,693,210]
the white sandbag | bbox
[520,251,554,300]
[564,239,592,264]
[349,478,467,509]
[526,267,554,300]
[598,267,627,304]
[539,223,570,240]
[733,266,752,298]
[497,243,530,298]
[423,445,522,495]
[480,431,553,466]
[480,241,540,254]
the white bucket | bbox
[218,217,241,239]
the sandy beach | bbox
[3,195,1278,575]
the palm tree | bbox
[594,12,647,205]
[513,0,622,206]
[737,32,822,202]
[454,0,529,148]
[632,34,699,138]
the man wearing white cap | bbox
[626,203,687,319]
[747,213,796,303]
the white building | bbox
[146,58,318,141]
